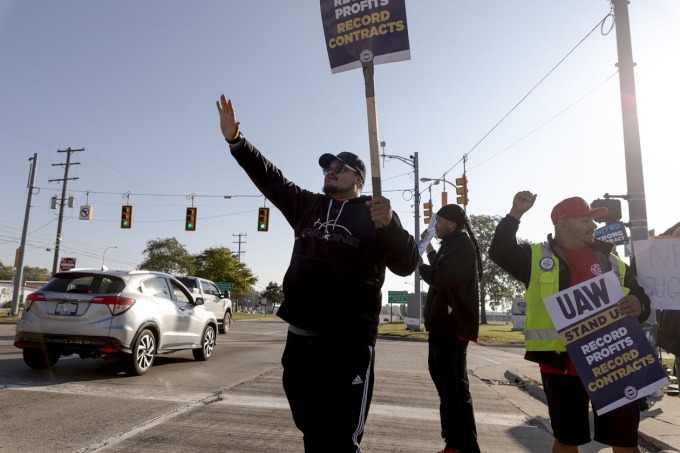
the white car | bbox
[175,276,233,334]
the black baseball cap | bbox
[319,152,366,181]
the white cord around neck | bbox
[324,199,347,239]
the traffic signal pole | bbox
[612,0,647,247]
[379,143,422,331]
[413,152,422,331]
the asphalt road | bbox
[0,318,656,452]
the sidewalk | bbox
[501,358,680,453]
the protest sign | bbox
[632,238,680,310]
[594,222,628,246]
[319,0,411,214]
[417,216,436,256]
[320,0,411,74]
[543,271,668,415]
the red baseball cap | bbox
[550,197,608,225]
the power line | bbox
[437,10,616,183]
[30,188,264,199]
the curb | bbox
[504,369,546,404]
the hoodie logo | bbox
[318,200,351,240]
[314,218,351,240]
[300,225,361,248]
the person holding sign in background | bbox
[418,204,484,453]
[629,221,680,406]
[654,223,680,384]
[489,192,651,453]
[216,94,419,452]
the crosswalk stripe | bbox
[216,395,535,427]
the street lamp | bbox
[102,246,118,267]
[420,177,456,190]
[421,177,458,208]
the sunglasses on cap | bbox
[321,164,358,176]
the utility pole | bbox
[232,233,247,261]
[412,151,421,331]
[612,0,647,246]
[380,142,422,331]
[49,147,83,275]
[10,154,38,316]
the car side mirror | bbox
[194,296,205,305]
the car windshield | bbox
[42,274,126,294]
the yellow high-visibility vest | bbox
[523,242,628,352]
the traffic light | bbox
[591,198,622,224]
[441,192,448,207]
[455,175,468,206]
[185,207,197,231]
[121,205,132,229]
[423,201,433,224]
[257,207,270,232]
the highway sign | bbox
[59,257,76,271]
[388,290,408,304]
[216,282,233,294]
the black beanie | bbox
[437,204,466,224]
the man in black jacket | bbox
[419,204,483,453]
[216,94,419,452]
[489,191,651,453]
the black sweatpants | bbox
[282,331,375,453]
[428,334,480,453]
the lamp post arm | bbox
[102,246,118,267]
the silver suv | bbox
[13,269,218,376]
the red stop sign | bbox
[60,257,76,271]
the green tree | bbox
[469,214,526,324]
[138,237,195,274]
[193,246,257,296]
[261,281,283,305]
[0,261,14,280]
[0,261,50,282]
[23,266,51,281]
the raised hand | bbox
[216,94,240,142]
[510,191,537,220]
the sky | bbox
[2,1,679,307]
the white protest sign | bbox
[632,238,680,310]
[543,271,668,415]
[417,216,437,256]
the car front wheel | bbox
[193,325,216,361]
[23,348,60,369]
[125,329,156,376]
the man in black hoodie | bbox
[418,204,484,453]
[217,94,419,452]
